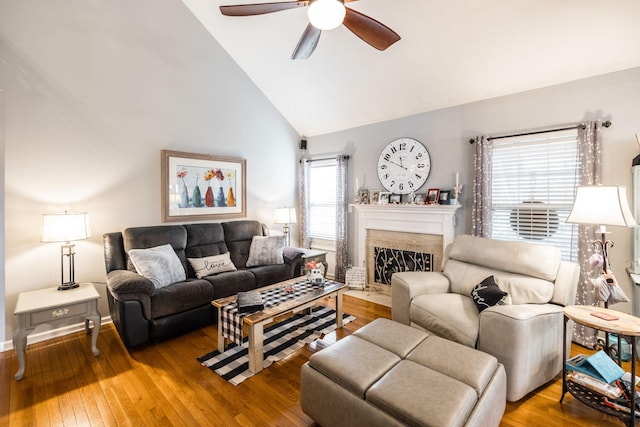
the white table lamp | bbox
[41,211,92,290]
[274,207,297,246]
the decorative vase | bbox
[307,265,325,286]
[215,186,227,207]
[205,185,214,207]
[179,183,189,208]
[192,185,203,207]
[227,187,235,207]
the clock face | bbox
[377,138,431,194]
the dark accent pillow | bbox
[471,276,508,312]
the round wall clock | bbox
[377,138,431,194]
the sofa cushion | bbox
[471,276,508,312]
[188,253,237,279]
[203,270,256,299]
[493,274,555,305]
[406,335,498,396]
[447,234,561,281]
[150,279,214,319]
[246,235,285,267]
[367,360,478,427]
[353,318,429,358]
[410,293,479,347]
[123,225,188,272]
[246,264,293,288]
[128,244,186,289]
[444,259,554,305]
[308,335,401,398]
[223,220,265,269]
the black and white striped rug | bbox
[198,306,355,386]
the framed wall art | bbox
[161,150,246,222]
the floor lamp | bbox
[567,186,636,276]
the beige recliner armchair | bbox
[391,234,579,402]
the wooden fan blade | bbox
[342,8,400,51]
[220,1,309,16]
[291,23,321,60]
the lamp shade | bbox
[566,186,636,227]
[307,0,346,30]
[41,212,92,243]
[274,207,297,225]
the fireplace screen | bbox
[373,247,433,285]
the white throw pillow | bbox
[188,252,237,279]
[246,235,285,267]
[128,244,186,289]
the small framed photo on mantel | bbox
[426,188,440,205]
[379,191,391,205]
[438,190,451,205]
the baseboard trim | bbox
[1,316,113,353]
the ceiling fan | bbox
[219,0,401,60]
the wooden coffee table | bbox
[211,277,346,374]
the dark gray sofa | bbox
[103,220,303,348]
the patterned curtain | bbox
[298,159,311,249]
[572,120,603,347]
[335,155,349,282]
[471,135,492,237]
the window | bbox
[308,159,336,240]
[490,129,579,261]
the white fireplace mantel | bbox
[350,204,461,270]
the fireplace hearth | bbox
[351,204,460,294]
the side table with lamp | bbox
[13,211,100,380]
[562,185,638,423]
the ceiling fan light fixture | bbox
[307,0,346,31]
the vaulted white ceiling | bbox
[182,0,640,137]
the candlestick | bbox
[455,172,459,188]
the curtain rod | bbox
[300,155,350,163]
[468,120,612,144]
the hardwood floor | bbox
[0,295,629,426]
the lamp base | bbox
[58,282,80,291]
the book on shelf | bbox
[236,290,264,313]
[565,350,625,384]
[566,371,622,399]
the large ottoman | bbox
[300,318,506,427]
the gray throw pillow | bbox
[246,235,285,267]
[188,252,237,279]
[128,244,186,289]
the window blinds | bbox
[308,159,337,240]
[490,129,579,262]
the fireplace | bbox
[351,204,460,294]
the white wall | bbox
[0,0,299,345]
[0,91,5,345]
[307,67,640,314]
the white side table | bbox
[13,282,101,380]
[300,248,329,277]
